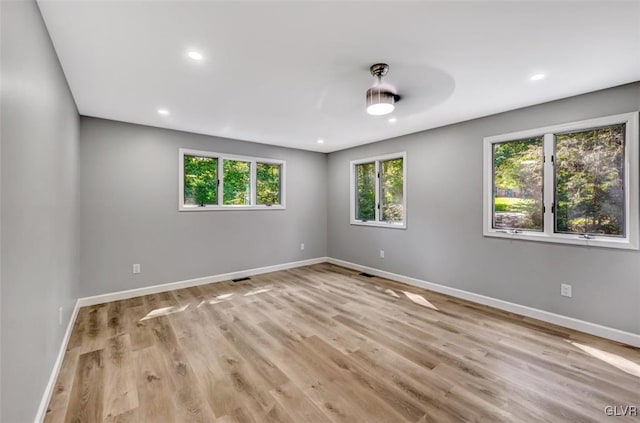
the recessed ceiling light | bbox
[388,117,397,123]
[317,139,324,144]
[187,51,203,61]
[157,108,170,116]
[530,73,545,81]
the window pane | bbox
[355,162,375,221]
[184,155,218,206]
[380,158,404,222]
[257,163,281,205]
[492,138,544,231]
[223,160,251,205]
[555,124,625,236]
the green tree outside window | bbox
[223,160,251,205]
[356,162,376,220]
[257,163,281,205]
[555,124,625,236]
[184,155,217,206]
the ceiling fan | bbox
[366,63,401,116]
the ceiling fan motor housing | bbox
[366,86,395,110]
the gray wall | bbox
[328,82,640,335]
[79,117,327,297]
[0,1,80,422]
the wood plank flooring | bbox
[45,263,640,422]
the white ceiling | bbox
[38,1,640,153]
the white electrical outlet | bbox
[380,250,385,259]
[561,283,572,297]
[133,263,141,274]
[300,243,305,251]
[59,306,63,325]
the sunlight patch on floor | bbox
[205,298,227,305]
[570,341,640,378]
[140,304,190,321]
[244,287,273,297]
[216,293,234,300]
[385,288,401,298]
[199,293,235,306]
[402,290,438,310]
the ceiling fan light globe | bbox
[367,103,395,116]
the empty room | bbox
[2,0,640,422]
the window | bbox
[555,125,625,236]
[483,112,638,249]
[355,162,376,221]
[223,159,251,205]
[491,137,544,232]
[256,162,282,205]
[179,148,285,211]
[184,155,218,207]
[350,153,406,228]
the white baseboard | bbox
[327,257,640,348]
[77,257,328,307]
[34,299,81,423]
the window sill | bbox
[351,220,406,230]
[484,229,638,250]
[179,205,286,212]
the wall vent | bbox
[232,277,251,283]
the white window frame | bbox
[350,152,407,229]
[483,112,639,250]
[178,148,286,211]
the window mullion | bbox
[374,160,381,222]
[218,158,224,206]
[543,133,555,237]
[251,160,257,206]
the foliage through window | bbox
[555,125,625,236]
[351,153,406,228]
[223,160,251,205]
[179,149,285,210]
[355,162,376,221]
[492,137,543,231]
[381,158,405,223]
[257,163,282,205]
[484,113,638,249]
[184,155,218,206]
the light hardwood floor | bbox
[45,263,640,422]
